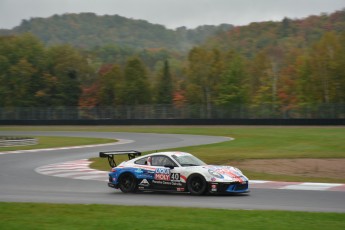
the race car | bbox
[100,150,249,195]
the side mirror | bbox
[164,164,174,169]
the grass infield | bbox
[0,136,116,152]
[0,203,344,230]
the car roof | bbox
[144,151,192,158]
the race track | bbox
[0,131,344,212]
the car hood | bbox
[199,165,248,182]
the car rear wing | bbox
[99,150,142,168]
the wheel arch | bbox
[186,173,207,182]
[186,171,210,183]
[117,171,138,193]
[117,170,137,181]
[186,173,208,195]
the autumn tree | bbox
[98,64,124,106]
[308,32,344,103]
[186,47,222,117]
[123,57,151,105]
[216,50,248,106]
[248,52,272,105]
[294,32,345,108]
[45,45,89,106]
[276,49,303,115]
[0,34,46,107]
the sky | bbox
[1,0,345,30]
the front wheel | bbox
[187,174,207,195]
[118,173,137,193]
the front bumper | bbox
[108,182,117,188]
[209,181,249,193]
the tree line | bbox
[0,12,232,51]
[0,10,344,119]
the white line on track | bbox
[0,139,133,155]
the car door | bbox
[150,155,184,191]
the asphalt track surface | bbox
[1,131,344,213]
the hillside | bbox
[0,13,233,51]
[204,9,345,57]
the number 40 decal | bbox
[170,173,180,181]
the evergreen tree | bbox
[155,60,173,104]
[123,57,151,105]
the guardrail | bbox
[0,137,38,147]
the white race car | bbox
[100,150,249,195]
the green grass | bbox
[0,202,344,230]
[155,127,345,162]
[0,136,116,152]
[1,126,344,160]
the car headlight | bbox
[208,169,223,179]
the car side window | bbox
[134,157,149,165]
[151,156,177,167]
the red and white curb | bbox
[35,159,109,181]
[250,180,345,192]
[35,159,345,192]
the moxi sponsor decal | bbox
[154,168,170,181]
[155,168,170,174]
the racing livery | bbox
[100,150,249,195]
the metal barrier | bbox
[0,137,38,147]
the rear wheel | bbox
[118,173,137,193]
[187,174,207,195]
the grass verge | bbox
[1,202,344,230]
[0,136,116,152]
[1,126,344,160]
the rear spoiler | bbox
[99,150,142,168]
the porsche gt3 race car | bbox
[100,150,249,195]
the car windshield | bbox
[172,154,206,167]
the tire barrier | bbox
[0,136,38,147]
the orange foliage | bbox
[78,83,99,108]
[173,90,187,108]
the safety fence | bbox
[0,104,344,120]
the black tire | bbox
[118,173,137,193]
[187,174,207,195]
